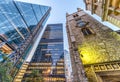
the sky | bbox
[16,0,120,50]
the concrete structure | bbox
[84,0,120,28]
[66,8,120,82]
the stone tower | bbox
[66,8,120,82]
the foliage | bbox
[25,70,44,82]
[0,55,13,82]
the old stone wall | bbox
[66,8,120,82]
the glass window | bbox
[32,4,43,22]
[81,28,92,35]
[39,5,46,16]
[77,20,87,27]
[44,6,49,12]
[0,14,23,47]
[0,2,28,37]
[15,2,38,31]
[12,15,29,37]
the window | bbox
[73,14,79,18]
[76,19,89,27]
[77,20,87,27]
[81,28,92,36]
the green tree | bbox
[0,54,13,82]
[25,70,44,82]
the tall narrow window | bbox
[81,28,92,36]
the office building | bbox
[17,24,66,82]
[0,0,51,80]
[84,0,120,27]
[66,8,120,82]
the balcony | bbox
[107,15,120,27]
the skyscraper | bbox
[84,0,120,28]
[66,8,120,82]
[19,24,66,82]
[0,0,51,80]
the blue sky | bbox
[16,0,120,50]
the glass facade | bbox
[0,0,50,61]
[22,24,66,82]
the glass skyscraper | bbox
[0,0,51,78]
[22,24,66,82]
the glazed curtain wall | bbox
[0,0,49,48]
[32,24,64,64]
[0,0,49,59]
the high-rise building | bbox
[18,24,65,82]
[84,0,120,28]
[66,8,120,82]
[0,0,51,80]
